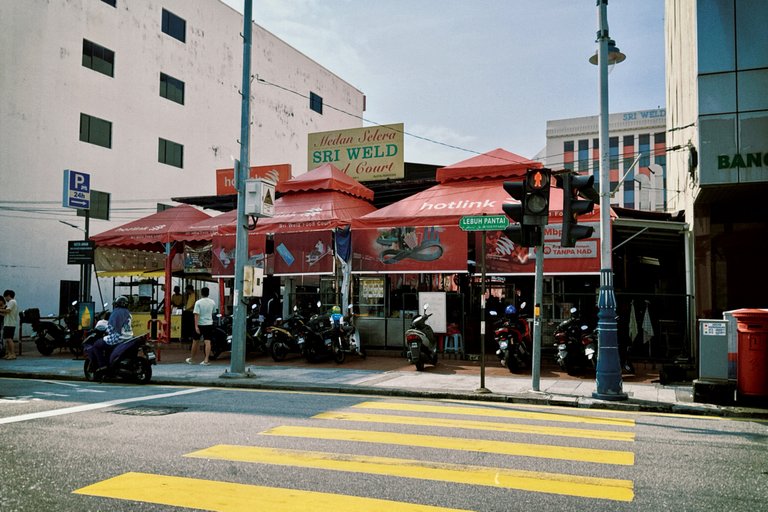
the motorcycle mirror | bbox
[317,300,322,308]
[489,310,498,316]
[71,300,78,306]
[347,304,354,310]
[423,304,429,312]
[570,307,578,314]
[520,302,527,309]
[293,305,298,312]
[580,325,589,331]
[251,304,258,310]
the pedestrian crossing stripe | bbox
[186,445,634,502]
[262,426,635,465]
[313,411,635,442]
[73,472,471,512]
[353,401,636,427]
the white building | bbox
[0,0,364,317]
[545,109,668,212]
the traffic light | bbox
[523,168,552,226]
[557,172,596,247]
[502,180,541,247]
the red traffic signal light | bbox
[524,168,551,225]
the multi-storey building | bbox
[0,0,364,316]
[545,108,668,212]
[666,0,768,318]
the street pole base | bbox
[475,387,492,394]
[220,367,255,379]
[592,391,628,401]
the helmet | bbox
[331,305,341,315]
[504,305,518,316]
[113,295,129,308]
[95,319,109,331]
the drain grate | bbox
[111,405,187,416]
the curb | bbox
[4,369,768,420]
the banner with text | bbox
[308,123,404,181]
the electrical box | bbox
[699,319,728,380]
[244,179,275,217]
[243,265,264,297]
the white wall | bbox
[0,0,364,317]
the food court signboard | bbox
[308,123,404,181]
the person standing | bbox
[1,290,20,360]
[170,286,183,310]
[181,284,196,343]
[186,286,216,366]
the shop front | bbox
[350,149,605,354]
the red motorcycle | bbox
[491,303,532,373]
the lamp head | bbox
[589,39,626,66]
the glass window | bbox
[577,139,589,172]
[160,72,185,105]
[697,0,735,73]
[736,0,768,69]
[79,113,112,148]
[101,0,116,6]
[698,73,737,114]
[162,9,186,43]
[738,69,768,111]
[158,138,183,168]
[310,92,323,114]
[82,39,114,77]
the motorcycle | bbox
[405,303,438,371]
[208,313,232,360]
[82,323,156,384]
[267,306,309,362]
[554,307,596,374]
[24,301,86,357]
[337,304,365,360]
[490,303,531,373]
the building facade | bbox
[545,109,668,212]
[666,0,768,318]
[0,0,364,316]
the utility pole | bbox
[223,0,254,379]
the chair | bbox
[443,333,464,358]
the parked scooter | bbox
[267,306,308,362]
[25,301,86,357]
[337,304,365,360]
[405,303,438,371]
[490,303,531,373]
[82,321,156,384]
[554,307,596,374]
[208,313,232,360]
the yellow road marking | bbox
[313,411,635,442]
[353,401,636,426]
[263,426,635,465]
[187,445,634,502]
[73,472,471,512]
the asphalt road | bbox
[1,378,766,511]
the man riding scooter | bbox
[92,296,134,374]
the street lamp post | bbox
[592,0,627,400]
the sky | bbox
[222,0,666,166]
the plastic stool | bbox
[443,334,464,357]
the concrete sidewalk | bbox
[2,344,767,419]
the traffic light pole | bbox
[531,235,543,392]
[593,0,627,400]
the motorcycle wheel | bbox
[134,358,152,384]
[83,358,96,381]
[415,360,425,371]
[506,351,520,373]
[35,335,55,356]
[332,342,345,364]
[271,341,288,362]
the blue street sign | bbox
[62,169,91,209]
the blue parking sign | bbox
[62,169,91,209]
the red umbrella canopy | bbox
[177,209,238,240]
[277,163,374,201]
[436,148,542,183]
[91,204,211,249]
